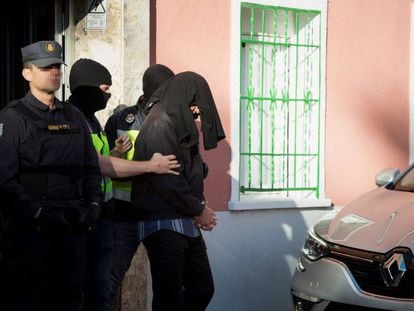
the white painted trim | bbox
[229,198,332,210]
[229,0,329,210]
[230,0,241,203]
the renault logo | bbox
[382,253,406,287]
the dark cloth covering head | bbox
[69,58,112,115]
[21,40,65,68]
[69,58,112,92]
[141,64,174,107]
[149,71,225,150]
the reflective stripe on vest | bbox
[91,132,113,202]
[112,129,139,202]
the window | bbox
[230,0,330,209]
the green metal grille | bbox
[239,2,322,199]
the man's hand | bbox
[194,206,217,231]
[150,153,180,175]
[114,134,132,155]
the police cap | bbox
[21,40,65,68]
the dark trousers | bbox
[106,221,141,307]
[0,224,87,311]
[143,230,214,311]
[84,217,113,311]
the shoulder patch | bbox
[125,113,135,124]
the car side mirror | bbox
[375,168,400,187]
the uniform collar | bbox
[25,92,63,111]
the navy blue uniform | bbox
[0,92,102,310]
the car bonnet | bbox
[314,187,414,253]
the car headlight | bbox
[301,228,329,261]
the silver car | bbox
[291,166,414,311]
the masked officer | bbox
[68,58,115,311]
[0,40,102,310]
[68,59,179,311]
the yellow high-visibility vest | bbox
[91,132,113,202]
[112,130,139,202]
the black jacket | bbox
[131,103,205,220]
[131,71,225,221]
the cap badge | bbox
[125,113,135,124]
[45,42,55,53]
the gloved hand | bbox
[62,202,101,231]
[81,202,101,230]
[38,202,101,232]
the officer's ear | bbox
[22,63,34,82]
[22,67,33,82]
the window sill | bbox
[228,197,332,210]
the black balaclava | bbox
[139,64,174,108]
[69,58,112,116]
[149,71,225,150]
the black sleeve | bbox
[104,113,118,149]
[135,113,204,216]
[72,108,103,205]
[0,108,41,220]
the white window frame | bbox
[410,3,414,163]
[229,0,331,210]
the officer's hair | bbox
[23,62,34,69]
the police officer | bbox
[0,40,102,310]
[68,58,115,311]
[68,59,179,311]
[103,64,175,306]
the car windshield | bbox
[393,166,414,192]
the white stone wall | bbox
[72,0,149,127]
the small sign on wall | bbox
[85,0,107,30]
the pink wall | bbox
[326,0,410,205]
[154,0,412,209]
[153,0,231,211]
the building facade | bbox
[1,0,412,310]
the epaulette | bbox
[5,99,21,108]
